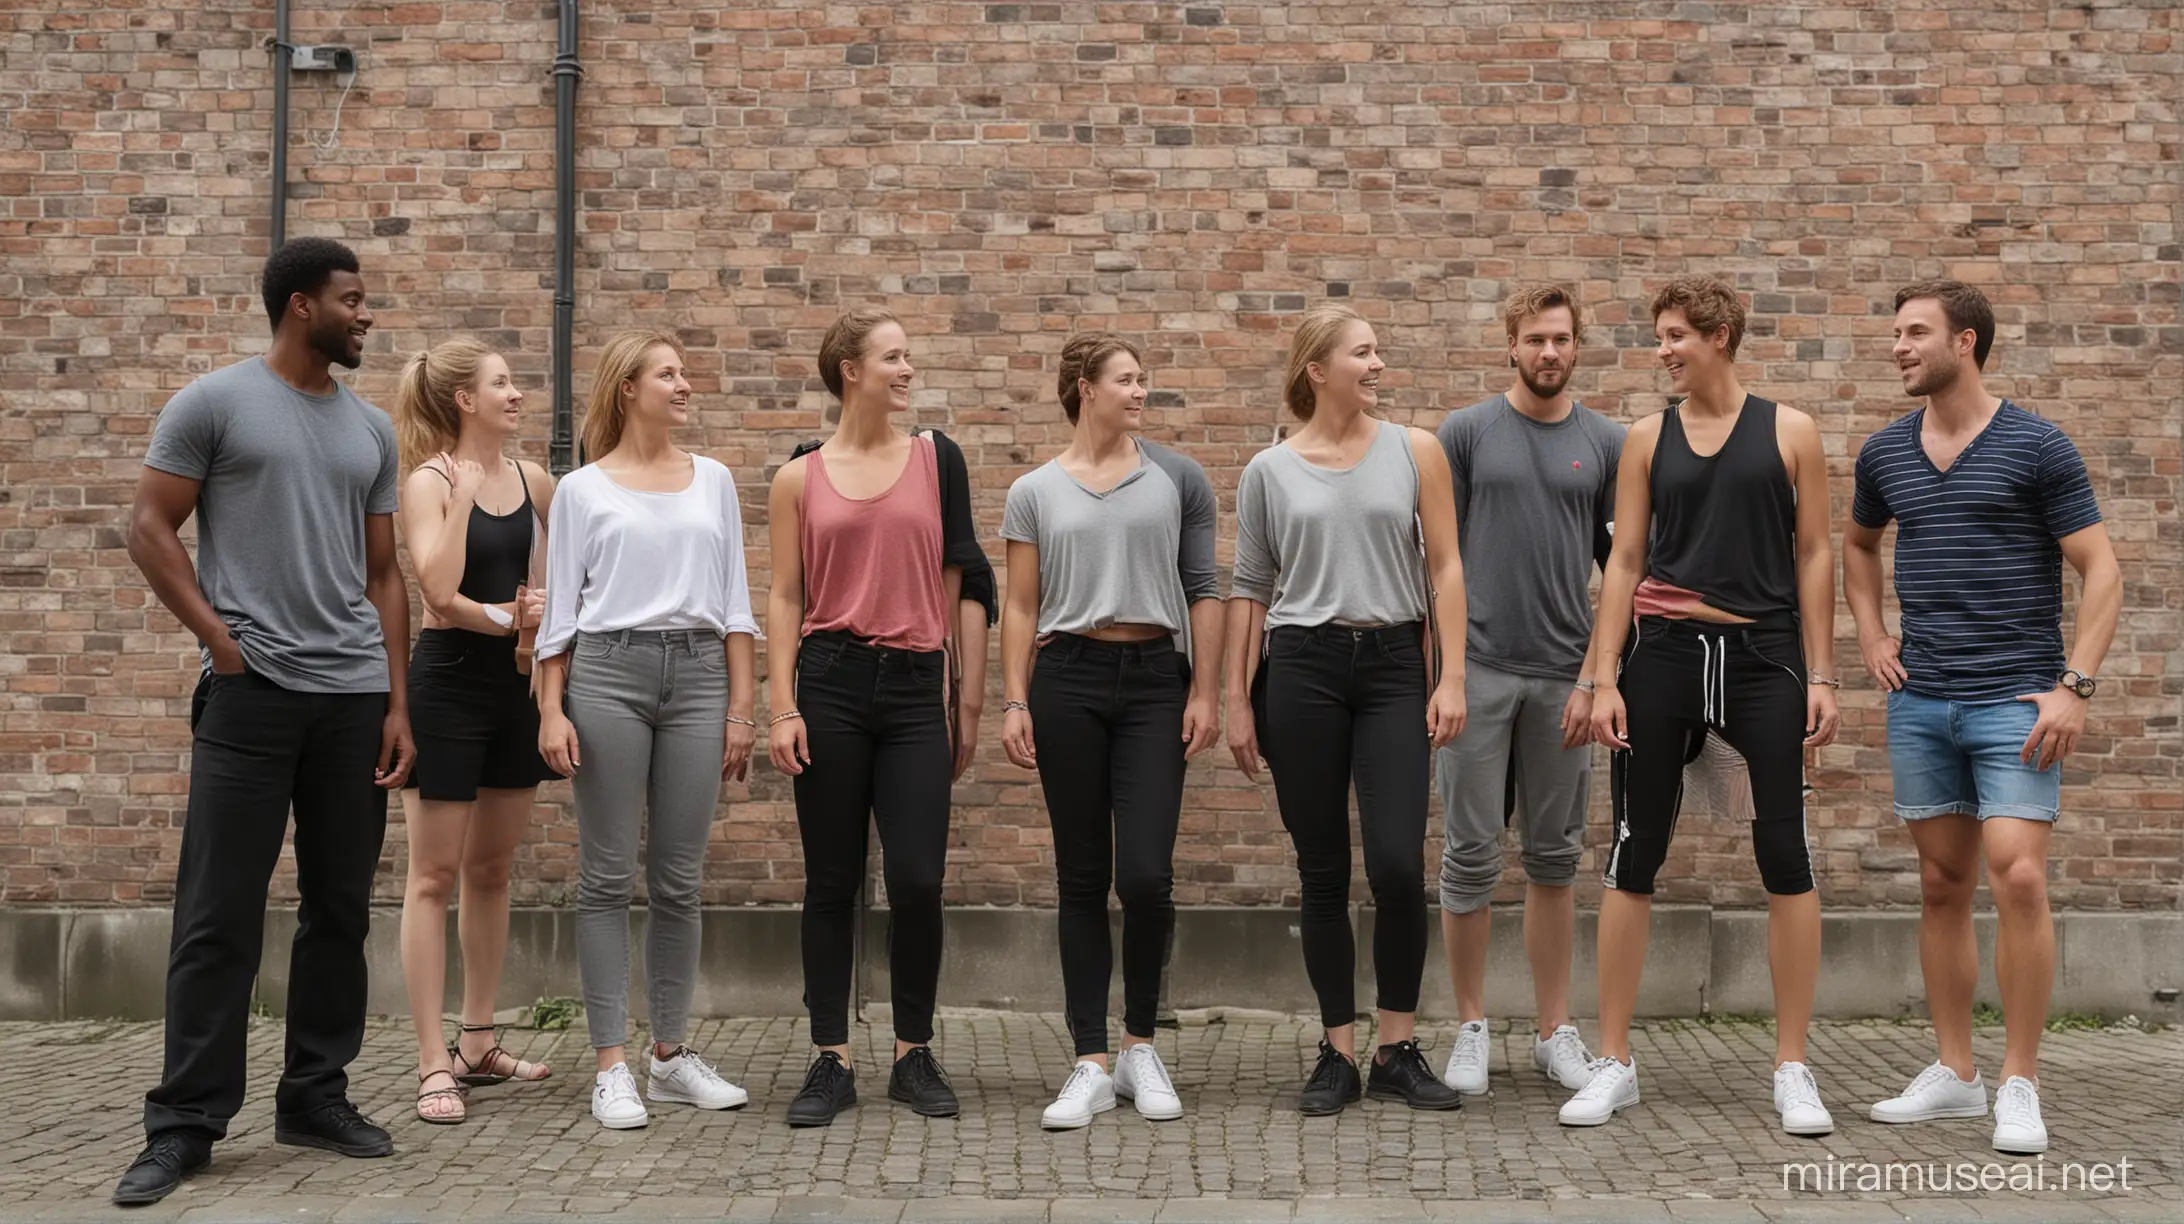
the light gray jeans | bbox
[1435,660,1591,914]
[563,629,728,1050]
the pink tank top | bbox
[800,435,948,651]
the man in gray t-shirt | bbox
[116,239,412,1206]
[1432,286,1623,1098]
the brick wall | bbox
[1,2,2177,912]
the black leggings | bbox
[1255,623,1432,1030]
[793,631,953,1047]
[1606,615,1813,896]
[1029,633,1187,1056]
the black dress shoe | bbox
[274,1101,394,1157]
[887,1046,960,1117]
[1298,1040,1363,1116]
[1366,1039,1463,1111]
[113,1133,211,1206]
[785,1050,857,1128]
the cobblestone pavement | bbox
[3,1014,2176,1222]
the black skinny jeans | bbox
[1253,623,1432,1031]
[145,670,389,1142]
[793,631,953,1048]
[1029,633,1188,1056]
[1606,615,1813,896]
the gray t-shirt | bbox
[1001,439,1218,647]
[1437,394,1624,679]
[1230,420,1429,628]
[143,357,400,693]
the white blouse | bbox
[535,456,761,661]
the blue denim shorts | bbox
[1886,688,2060,823]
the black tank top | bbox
[447,464,536,606]
[1645,395,1798,619]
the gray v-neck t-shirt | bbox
[1001,439,1219,643]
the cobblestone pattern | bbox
[0,3,2177,910]
[2,1015,2176,1219]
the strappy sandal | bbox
[416,1067,468,1125]
[449,1023,552,1087]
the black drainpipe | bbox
[549,0,582,475]
[270,0,291,251]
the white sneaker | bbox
[1040,1061,1116,1130]
[1773,1061,1835,1136]
[1558,1056,1639,1126]
[1533,1024,1595,1090]
[591,1062,649,1130]
[1992,1076,2049,1154]
[1868,1062,1986,1124]
[1442,1020,1490,1095]
[1113,1044,1184,1121]
[647,1046,749,1111]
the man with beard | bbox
[1847,280,2119,1156]
[1432,285,1622,1096]
[115,238,413,1205]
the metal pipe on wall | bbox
[271,0,291,251]
[549,0,582,475]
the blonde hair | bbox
[391,338,494,470]
[1283,304,1368,422]
[1502,284,1584,344]
[1649,276,1747,359]
[583,330,685,461]
[1056,332,1144,424]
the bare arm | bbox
[1585,416,1658,749]
[1000,540,1040,768]
[1410,427,1466,746]
[400,465,523,636]
[365,512,415,786]
[1223,595,1267,778]
[128,467,245,674]
[1842,520,1903,691]
[2059,523,2122,680]
[1184,596,1225,759]
[767,458,810,775]
[1783,408,1839,745]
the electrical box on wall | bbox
[289,44,355,73]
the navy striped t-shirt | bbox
[1851,401,2102,702]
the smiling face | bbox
[623,344,691,430]
[1654,308,1728,393]
[1511,304,1578,399]
[1078,350,1148,433]
[461,352,524,439]
[1311,319,1385,413]
[1891,297,1970,399]
[847,321,914,414]
[303,269,372,370]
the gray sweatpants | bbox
[563,629,728,1051]
[1436,660,1591,914]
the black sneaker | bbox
[273,1101,394,1157]
[887,1045,960,1118]
[113,1133,211,1207]
[785,1050,857,1128]
[1298,1041,1362,1116]
[1366,1039,1463,1111]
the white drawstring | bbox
[1700,637,1713,725]
[1698,634,1730,729]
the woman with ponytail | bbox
[390,340,556,1125]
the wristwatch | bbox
[2059,669,2097,699]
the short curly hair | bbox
[262,237,361,332]
[1649,276,1746,359]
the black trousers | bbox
[1606,615,1813,896]
[143,670,389,1142]
[792,631,953,1048]
[1029,633,1187,1056]
[1254,623,1432,1030]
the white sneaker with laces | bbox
[591,1062,649,1130]
[1558,1056,1639,1126]
[1992,1076,2049,1154]
[1533,1024,1595,1090]
[1442,1019,1490,1095]
[1773,1061,1834,1136]
[1868,1062,1986,1124]
[647,1046,749,1111]
[1113,1044,1183,1121]
[1040,1061,1116,1130]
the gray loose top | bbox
[1230,419,1428,628]
[1001,439,1219,644]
